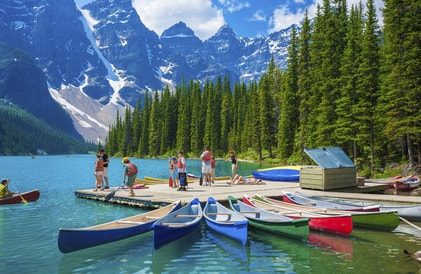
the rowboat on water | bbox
[58,200,182,253]
[204,196,249,245]
[366,175,420,191]
[296,192,421,222]
[251,168,300,182]
[243,194,353,236]
[0,189,40,205]
[228,196,309,241]
[282,191,400,231]
[153,198,203,249]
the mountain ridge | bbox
[0,0,297,142]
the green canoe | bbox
[228,196,309,241]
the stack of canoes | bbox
[295,191,421,222]
[242,194,353,236]
[365,175,420,191]
[282,191,400,231]
[228,195,310,241]
[57,191,407,254]
[252,166,301,182]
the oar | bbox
[399,216,421,232]
[104,182,125,201]
[9,181,28,204]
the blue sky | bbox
[75,0,384,41]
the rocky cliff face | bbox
[0,0,296,142]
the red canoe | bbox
[0,189,40,205]
[243,194,353,236]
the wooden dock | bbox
[74,179,421,208]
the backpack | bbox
[125,162,138,176]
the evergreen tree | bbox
[278,26,299,161]
[380,0,421,166]
[295,10,312,162]
[336,3,364,162]
[355,0,381,172]
[148,92,160,156]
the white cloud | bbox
[218,0,250,13]
[268,6,305,34]
[268,0,385,35]
[249,10,266,22]
[132,0,225,41]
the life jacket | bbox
[177,158,184,168]
[96,159,104,171]
[125,162,138,176]
[0,184,6,199]
[203,151,212,162]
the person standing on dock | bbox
[201,146,213,186]
[122,157,138,197]
[169,157,178,188]
[99,148,110,189]
[229,151,238,179]
[93,153,104,191]
[177,151,187,191]
[210,156,216,184]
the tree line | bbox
[105,0,420,177]
[0,100,96,155]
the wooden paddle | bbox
[9,181,27,204]
[104,182,125,201]
[399,216,421,232]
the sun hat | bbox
[122,157,129,163]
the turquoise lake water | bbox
[1,155,421,273]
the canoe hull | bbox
[153,198,203,249]
[282,191,379,212]
[296,192,421,222]
[282,192,399,231]
[252,169,300,182]
[0,189,40,205]
[228,196,309,241]
[247,195,353,236]
[58,201,181,253]
[204,197,248,245]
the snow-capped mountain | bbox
[0,0,296,142]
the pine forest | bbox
[104,0,420,176]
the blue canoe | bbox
[58,200,181,253]
[252,168,300,182]
[203,197,249,245]
[153,197,203,249]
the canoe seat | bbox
[206,213,231,216]
[175,214,200,218]
[160,222,186,226]
[117,221,145,225]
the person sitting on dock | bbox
[227,175,265,185]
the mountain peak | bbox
[214,24,236,38]
[161,21,196,39]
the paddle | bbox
[9,181,28,204]
[104,182,125,201]
[399,216,421,232]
